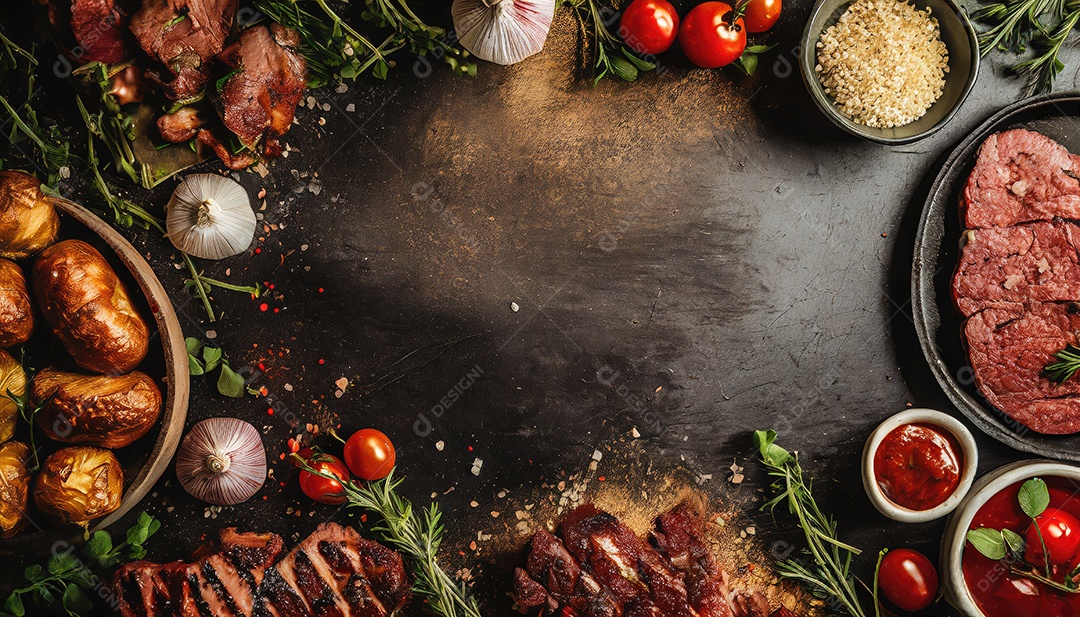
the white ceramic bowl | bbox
[941,460,1080,617]
[862,408,978,523]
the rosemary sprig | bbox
[291,458,481,617]
[563,0,656,84]
[973,0,1080,94]
[1045,343,1080,384]
[755,430,868,617]
[363,0,477,76]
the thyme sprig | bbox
[563,0,656,83]
[363,0,476,76]
[755,429,869,617]
[291,457,481,617]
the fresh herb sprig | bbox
[4,348,46,471]
[755,429,869,617]
[1,512,161,617]
[291,458,481,617]
[186,337,252,398]
[965,477,1080,593]
[363,0,476,76]
[973,0,1080,94]
[0,36,70,183]
[1045,343,1080,384]
[563,0,656,83]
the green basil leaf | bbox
[202,347,223,372]
[735,53,758,76]
[754,429,793,467]
[967,528,1008,560]
[608,55,639,82]
[4,592,24,616]
[1019,477,1050,518]
[61,583,92,616]
[1002,528,1025,554]
[82,531,112,560]
[188,354,205,376]
[217,364,246,398]
[185,337,202,357]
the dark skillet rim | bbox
[911,91,1080,460]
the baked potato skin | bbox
[0,258,33,348]
[0,171,60,259]
[0,441,31,538]
[33,369,162,448]
[34,446,123,525]
[33,239,150,375]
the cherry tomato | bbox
[343,428,396,481]
[877,548,939,612]
[741,0,781,33]
[678,2,746,69]
[1025,507,1080,566]
[298,452,350,505]
[619,0,680,55]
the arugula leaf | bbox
[967,528,1008,560]
[1019,477,1051,519]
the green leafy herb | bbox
[1019,477,1050,518]
[1046,344,1080,384]
[0,37,70,184]
[973,0,1080,94]
[966,527,1008,560]
[563,0,656,84]
[363,0,477,77]
[1,512,160,617]
[185,337,251,398]
[754,429,869,617]
[73,62,140,186]
[291,458,481,617]
[733,44,776,76]
[3,349,46,471]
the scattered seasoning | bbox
[815,0,949,128]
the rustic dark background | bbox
[3,0,1077,614]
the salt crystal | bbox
[510,302,519,312]
[591,449,602,461]
[346,103,356,112]
[435,440,445,451]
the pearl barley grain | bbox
[815,0,949,128]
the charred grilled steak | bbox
[209,23,305,168]
[48,0,131,64]
[112,522,410,617]
[513,501,771,617]
[129,0,236,101]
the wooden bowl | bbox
[0,197,188,551]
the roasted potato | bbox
[33,369,162,449]
[0,441,31,537]
[0,258,33,348]
[0,350,27,444]
[33,239,150,375]
[34,446,123,525]
[0,171,59,259]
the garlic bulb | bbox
[452,0,556,65]
[176,417,266,505]
[166,174,256,260]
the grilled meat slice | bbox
[560,504,691,617]
[129,0,236,101]
[254,521,411,617]
[158,106,207,143]
[49,0,131,64]
[196,129,256,170]
[115,560,184,617]
[214,24,305,161]
[770,608,797,617]
[653,502,768,617]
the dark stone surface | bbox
[6,0,1080,614]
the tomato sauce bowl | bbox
[862,408,979,523]
[941,460,1080,617]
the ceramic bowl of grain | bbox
[799,0,979,144]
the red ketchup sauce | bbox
[873,423,963,510]
[964,477,1080,617]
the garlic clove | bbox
[452,0,556,65]
[176,417,266,505]
[166,174,257,260]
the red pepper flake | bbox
[598,476,606,482]
[259,387,269,396]
[318,287,324,293]
[273,308,280,313]
[255,248,262,254]
[467,446,473,452]
[267,407,275,416]
[318,359,325,365]
[278,452,285,460]
[360,514,368,523]
[258,363,266,371]
[259,303,269,312]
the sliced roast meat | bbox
[129,0,236,101]
[197,128,256,170]
[53,0,131,64]
[253,521,411,617]
[964,301,1080,434]
[158,106,207,143]
[963,129,1080,229]
[952,220,1080,317]
[214,24,305,162]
